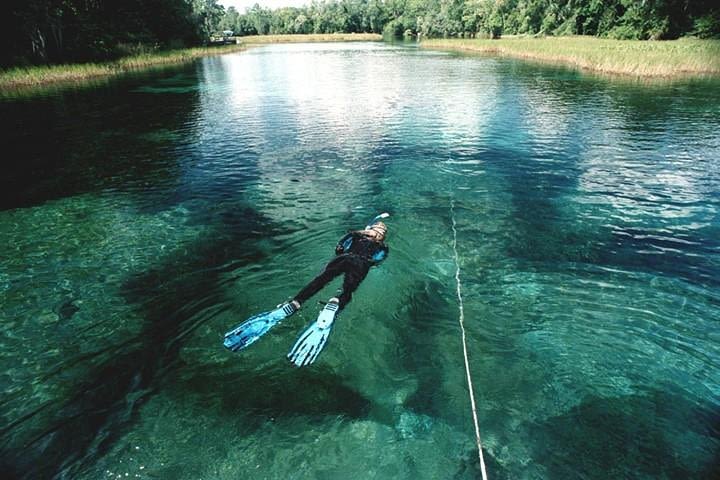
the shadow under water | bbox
[530,390,720,478]
[0,204,296,478]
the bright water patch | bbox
[1,43,719,479]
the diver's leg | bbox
[337,259,371,310]
[293,256,346,306]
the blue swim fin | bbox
[287,301,339,367]
[224,303,297,352]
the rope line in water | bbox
[450,199,489,480]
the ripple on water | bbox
[1,42,720,480]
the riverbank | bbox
[421,36,720,78]
[0,35,383,93]
[239,33,382,44]
[0,44,246,91]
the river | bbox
[1,42,719,479]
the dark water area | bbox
[1,43,719,479]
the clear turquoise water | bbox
[1,42,719,479]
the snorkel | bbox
[366,212,390,230]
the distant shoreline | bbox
[0,34,383,94]
[239,33,383,44]
[3,34,714,94]
[421,36,720,78]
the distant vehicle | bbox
[210,30,237,45]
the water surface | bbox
[1,42,719,479]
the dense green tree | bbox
[220,5,240,33]
[1,0,227,67]
[223,0,718,40]
[2,0,718,68]
[246,3,273,34]
[191,0,226,39]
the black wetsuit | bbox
[293,231,389,309]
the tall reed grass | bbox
[0,35,382,92]
[0,44,246,90]
[422,36,720,78]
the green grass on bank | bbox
[0,44,246,90]
[422,36,720,78]
[238,33,382,44]
[0,35,382,93]
[5,33,712,93]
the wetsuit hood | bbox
[368,221,387,239]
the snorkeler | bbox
[223,214,390,367]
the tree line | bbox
[1,0,225,67]
[224,0,719,41]
[2,0,718,68]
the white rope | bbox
[450,199,489,480]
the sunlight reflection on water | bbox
[1,42,719,479]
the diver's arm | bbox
[335,232,355,255]
[371,244,389,264]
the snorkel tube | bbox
[366,212,390,229]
